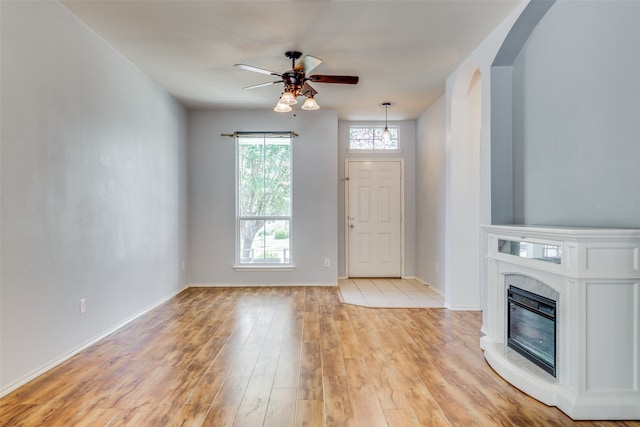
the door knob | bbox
[349,224,355,229]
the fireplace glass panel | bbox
[498,239,562,264]
[508,286,556,376]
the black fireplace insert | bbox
[508,286,556,376]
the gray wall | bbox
[1,1,188,392]
[337,120,417,278]
[491,66,516,225]
[187,110,338,285]
[511,0,640,227]
[415,97,446,293]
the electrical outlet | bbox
[80,298,86,314]
[324,258,330,267]
[435,262,439,272]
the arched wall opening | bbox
[490,0,556,225]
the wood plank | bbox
[382,409,421,427]
[343,357,388,427]
[294,399,323,427]
[272,340,301,389]
[302,310,321,343]
[263,387,296,427]
[200,365,253,426]
[169,364,231,426]
[297,341,323,401]
[319,316,346,377]
[323,375,356,426]
[233,373,274,427]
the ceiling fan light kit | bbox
[235,51,359,113]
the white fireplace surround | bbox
[481,225,640,420]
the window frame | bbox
[234,132,294,270]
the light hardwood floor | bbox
[1,287,637,426]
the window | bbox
[349,126,399,151]
[236,132,292,266]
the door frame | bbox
[344,158,405,278]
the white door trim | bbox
[345,158,404,278]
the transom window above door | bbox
[349,126,399,151]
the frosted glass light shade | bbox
[279,91,297,105]
[381,127,392,143]
[301,96,320,110]
[274,102,292,112]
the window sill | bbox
[233,264,296,272]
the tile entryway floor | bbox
[338,278,445,308]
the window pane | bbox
[238,140,265,216]
[263,141,291,216]
[349,127,374,149]
[238,138,291,217]
[373,128,398,150]
[239,219,290,264]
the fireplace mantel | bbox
[482,225,640,420]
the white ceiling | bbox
[61,0,519,121]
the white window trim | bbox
[235,133,295,270]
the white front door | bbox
[346,160,402,277]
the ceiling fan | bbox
[234,51,359,112]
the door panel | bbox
[347,161,401,277]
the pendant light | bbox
[381,102,392,143]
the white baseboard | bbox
[413,277,480,310]
[0,284,188,398]
[445,305,483,311]
[188,282,338,288]
[414,276,446,298]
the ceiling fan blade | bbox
[309,75,359,84]
[294,55,322,74]
[234,63,281,76]
[242,80,282,90]
[300,82,318,96]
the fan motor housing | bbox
[282,71,304,92]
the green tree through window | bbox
[237,133,292,265]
